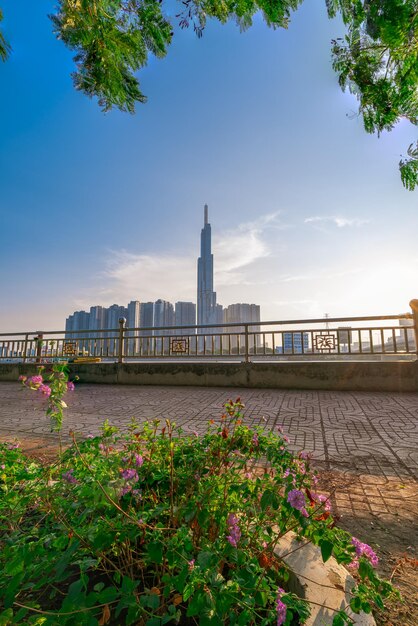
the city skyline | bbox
[1,2,417,333]
[65,205,261,336]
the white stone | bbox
[275,532,376,626]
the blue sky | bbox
[0,0,417,332]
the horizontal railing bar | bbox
[0,313,413,337]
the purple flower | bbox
[67,381,75,392]
[38,384,52,397]
[287,489,306,511]
[226,513,241,548]
[351,537,379,567]
[134,454,144,467]
[252,433,259,446]
[62,469,77,484]
[276,588,287,626]
[120,468,139,482]
[121,485,132,496]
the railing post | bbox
[244,324,249,363]
[35,332,43,364]
[22,333,29,364]
[409,300,418,355]
[118,317,126,364]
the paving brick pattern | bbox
[1,382,417,529]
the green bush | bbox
[0,400,396,625]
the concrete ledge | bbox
[0,360,417,392]
[276,532,376,625]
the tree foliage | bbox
[0,0,417,189]
[0,8,10,61]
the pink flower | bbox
[226,513,241,548]
[38,384,51,397]
[67,381,75,392]
[188,560,195,570]
[30,375,43,385]
[299,451,312,460]
[8,442,20,450]
[18,375,27,382]
[134,454,144,467]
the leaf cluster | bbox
[0,8,10,61]
[329,0,418,188]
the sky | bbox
[0,0,417,333]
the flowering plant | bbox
[0,400,396,625]
[19,363,77,432]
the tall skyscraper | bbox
[197,204,219,328]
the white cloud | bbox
[279,268,362,283]
[304,216,370,228]
[75,212,284,307]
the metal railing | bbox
[1,302,417,364]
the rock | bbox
[275,532,376,626]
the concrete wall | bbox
[1,360,417,392]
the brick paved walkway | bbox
[1,382,417,539]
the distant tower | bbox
[197,204,218,329]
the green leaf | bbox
[320,539,333,563]
[146,541,163,564]
[0,609,14,626]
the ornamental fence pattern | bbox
[1,308,418,364]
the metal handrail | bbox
[0,313,413,337]
[0,309,416,363]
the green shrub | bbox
[0,400,396,625]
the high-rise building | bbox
[154,299,175,353]
[139,302,154,335]
[175,301,196,334]
[154,299,175,334]
[65,310,90,350]
[197,205,218,328]
[89,306,107,354]
[223,303,261,352]
[127,300,141,355]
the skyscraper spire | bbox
[204,204,208,225]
